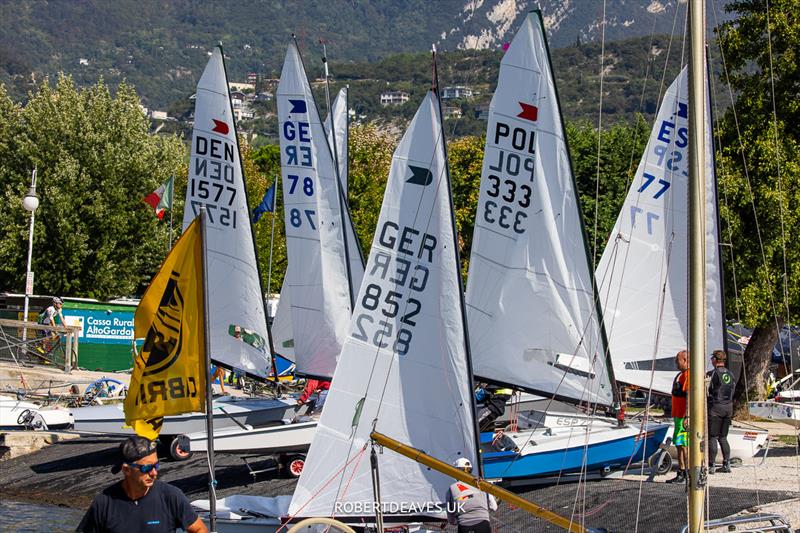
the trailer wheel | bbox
[282,454,306,478]
[649,450,673,475]
[169,435,193,461]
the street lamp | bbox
[21,168,38,342]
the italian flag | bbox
[143,176,174,220]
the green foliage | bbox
[716,0,800,328]
[0,76,185,299]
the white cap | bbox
[453,457,472,469]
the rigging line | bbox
[654,0,684,111]
[707,2,765,502]
[446,0,480,141]
[277,445,368,532]
[764,0,791,337]
[625,7,661,179]
[712,0,784,359]
[764,0,800,481]
[591,0,607,268]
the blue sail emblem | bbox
[289,99,307,113]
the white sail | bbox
[277,42,358,379]
[182,47,272,379]
[270,279,295,361]
[595,67,723,395]
[324,87,349,194]
[465,12,614,407]
[289,91,477,520]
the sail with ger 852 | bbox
[465,11,614,407]
[182,47,272,379]
[289,90,477,522]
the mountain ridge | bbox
[0,0,732,108]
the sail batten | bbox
[182,47,272,379]
[465,12,614,407]
[289,91,477,521]
[596,67,723,395]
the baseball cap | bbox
[111,436,159,473]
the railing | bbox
[0,318,81,373]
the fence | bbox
[0,319,81,373]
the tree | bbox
[716,0,800,410]
[0,76,185,299]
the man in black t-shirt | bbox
[77,436,207,533]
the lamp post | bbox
[21,168,39,342]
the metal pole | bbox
[369,446,385,533]
[370,431,586,533]
[265,177,280,383]
[688,0,708,530]
[266,178,278,304]
[168,175,175,250]
[200,207,217,532]
[22,168,37,343]
[321,42,356,311]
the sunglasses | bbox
[126,462,159,474]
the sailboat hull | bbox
[748,401,800,428]
[72,396,296,436]
[481,423,670,480]
[187,419,317,453]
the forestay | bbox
[182,47,272,379]
[277,42,359,379]
[465,11,614,407]
[595,67,723,394]
[289,91,477,521]
[325,87,365,313]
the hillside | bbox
[0,0,732,108]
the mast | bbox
[321,41,356,311]
[687,0,708,529]
[431,45,483,477]
[199,206,216,532]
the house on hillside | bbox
[443,106,462,119]
[442,86,474,100]
[380,90,410,106]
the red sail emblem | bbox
[517,102,538,122]
[212,119,229,134]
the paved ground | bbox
[0,436,796,532]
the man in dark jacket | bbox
[707,349,736,474]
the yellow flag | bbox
[124,216,206,439]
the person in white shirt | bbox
[446,458,497,533]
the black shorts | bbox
[458,520,492,533]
